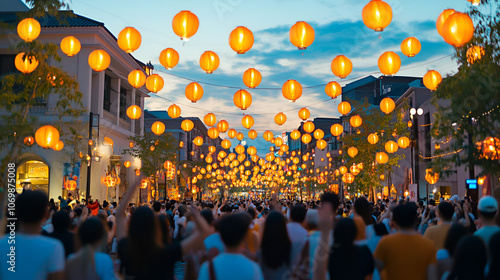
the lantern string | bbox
[418,149,463,160]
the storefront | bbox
[16,160,50,194]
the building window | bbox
[119,87,127,119]
[0,54,16,76]
[103,74,111,112]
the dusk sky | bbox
[68,0,474,152]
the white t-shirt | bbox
[0,233,64,280]
[197,253,264,280]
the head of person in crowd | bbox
[391,202,418,230]
[290,204,307,224]
[52,211,71,232]
[488,232,500,280]
[354,197,375,225]
[446,235,487,280]
[321,192,341,214]
[373,222,389,237]
[304,209,319,231]
[218,213,251,252]
[437,201,455,222]
[200,209,214,228]
[178,204,187,217]
[152,201,162,213]
[16,190,49,232]
[157,214,172,246]
[477,196,498,223]
[261,211,291,269]
[444,224,467,258]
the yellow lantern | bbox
[217,120,229,133]
[88,49,110,72]
[274,112,287,126]
[347,147,358,158]
[298,108,310,121]
[17,17,41,42]
[282,80,302,102]
[401,37,421,57]
[221,139,231,149]
[126,105,141,120]
[303,121,315,133]
[146,74,164,93]
[302,134,312,144]
[289,21,315,50]
[60,36,81,57]
[117,27,141,53]
[325,81,342,99]
[159,48,179,69]
[442,12,474,47]
[313,129,324,140]
[248,130,258,140]
[290,130,301,140]
[208,127,220,139]
[362,0,392,31]
[172,10,199,40]
[52,140,64,151]
[317,139,327,150]
[204,113,217,127]
[368,133,379,144]
[330,124,343,137]
[466,46,485,64]
[185,82,204,103]
[128,70,146,88]
[235,145,245,154]
[436,9,456,37]
[242,115,254,129]
[376,152,389,164]
[380,97,395,114]
[167,104,181,119]
[423,70,442,91]
[236,132,244,141]
[200,51,220,74]
[181,119,194,132]
[243,68,262,88]
[350,115,362,128]
[385,141,399,153]
[193,136,203,146]
[35,125,60,149]
[15,52,38,74]
[398,137,410,149]
[229,26,254,54]
[331,55,352,79]
[338,101,351,115]
[378,51,401,76]
[233,89,252,110]
[228,129,237,139]
[151,121,165,135]
[425,169,439,184]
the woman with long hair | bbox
[65,217,116,280]
[353,197,375,241]
[445,235,487,280]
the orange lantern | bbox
[303,121,315,133]
[172,11,199,40]
[263,130,274,141]
[233,89,252,110]
[362,0,393,31]
[60,36,81,57]
[347,147,358,158]
[35,125,60,149]
[317,139,327,150]
[350,115,362,128]
[442,12,474,47]
[243,68,262,88]
[290,130,301,140]
[208,145,216,153]
[52,140,64,151]
[236,132,244,141]
[325,81,342,99]
[124,161,131,168]
[247,146,257,156]
[15,52,38,74]
[436,9,456,37]
[235,145,245,154]
[126,105,142,120]
[145,74,164,93]
[274,112,287,126]
[342,173,355,184]
[221,139,232,149]
[425,169,439,184]
[204,113,217,127]
[301,134,312,144]
[376,152,389,164]
[117,27,141,53]
[378,51,401,76]
[159,48,180,69]
[229,26,254,54]
[282,80,302,102]
[338,101,351,115]
[401,37,421,57]
[17,17,41,42]
[228,129,237,138]
[330,124,343,137]
[24,136,34,146]
[339,166,348,174]
[289,21,315,50]
[467,46,485,64]
[104,175,117,188]
[398,137,410,149]
[217,120,229,133]
[128,70,146,88]
[331,55,353,79]
[208,127,220,139]
[313,129,324,140]
[168,104,181,119]
[275,137,283,147]
[181,119,194,132]
[200,51,220,74]
[368,133,379,144]
[64,180,77,191]
[248,129,258,139]
[193,136,203,146]
[185,82,204,103]
[423,70,442,91]
[151,121,165,135]
[298,108,310,121]
[242,115,254,129]
[385,141,399,153]
[380,97,395,114]
[88,49,110,72]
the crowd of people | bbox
[1,181,500,280]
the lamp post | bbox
[410,107,422,201]
[86,113,99,203]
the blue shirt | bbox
[198,253,264,280]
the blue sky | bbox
[68,0,473,152]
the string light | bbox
[419,149,463,160]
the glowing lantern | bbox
[303,121,314,133]
[248,130,258,139]
[236,132,244,141]
[88,49,110,72]
[378,51,401,76]
[338,101,351,115]
[290,130,301,140]
[208,127,220,139]
[368,133,379,144]
[425,169,439,184]
[385,141,399,153]
[350,115,362,128]
[204,113,217,127]
[167,104,181,119]
[193,136,203,146]
[228,129,237,138]
[423,70,442,91]
[126,105,141,120]
[146,74,164,93]
[247,146,257,156]
[151,121,165,135]
[52,140,64,151]
[15,52,38,74]
[339,166,348,174]
[217,120,229,133]
[331,55,353,79]
[350,165,360,176]
[159,48,179,70]
[342,173,355,184]
[17,18,41,42]
[242,115,254,129]
[302,134,312,144]
[398,137,410,149]
[123,161,131,168]
[282,80,302,102]
[64,180,77,191]
[229,26,254,54]
[24,136,34,146]
[362,0,392,31]
[376,152,389,164]
[128,70,146,88]
[317,139,327,150]
[442,12,474,47]
[467,46,485,64]
[172,11,199,40]
[331,124,343,137]
[243,68,262,88]
[313,129,324,140]
[289,21,315,50]
[60,36,81,57]
[233,89,252,110]
[221,139,231,149]
[480,137,500,160]
[298,108,310,121]
[347,147,358,158]
[117,27,141,53]
[401,37,421,57]
[235,145,245,154]
[104,175,117,188]
[263,131,274,141]
[129,141,134,148]
[275,137,283,147]
[436,9,456,36]
[325,81,342,99]
[35,125,60,149]
[185,82,204,103]
[200,51,220,74]
[181,119,194,132]
[274,113,287,126]
[380,97,395,114]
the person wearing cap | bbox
[474,196,500,249]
